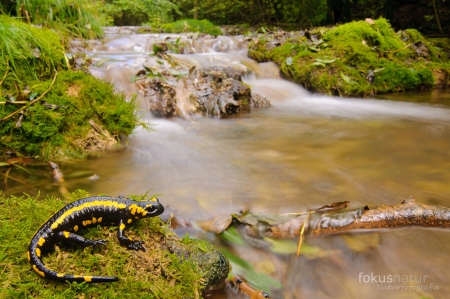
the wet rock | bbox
[137,78,177,117]
[187,66,251,117]
[251,93,271,108]
[137,66,270,118]
[165,239,231,296]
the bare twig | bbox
[0,101,28,105]
[1,169,27,185]
[1,70,58,122]
[389,43,412,54]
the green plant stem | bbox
[0,65,8,86]
[1,70,58,122]
[432,0,443,34]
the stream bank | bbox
[248,18,450,96]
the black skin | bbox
[28,196,164,283]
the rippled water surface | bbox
[3,31,450,299]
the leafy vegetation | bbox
[0,190,227,298]
[0,0,103,39]
[249,18,449,96]
[161,19,222,35]
[101,0,180,26]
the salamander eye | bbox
[146,205,158,213]
[144,199,164,216]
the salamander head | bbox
[142,198,164,217]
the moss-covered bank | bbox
[248,18,450,96]
[0,191,230,298]
[0,15,138,161]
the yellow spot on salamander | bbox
[64,231,70,238]
[82,220,92,226]
[127,219,132,224]
[98,217,102,223]
[35,248,41,257]
[32,265,45,277]
[92,217,97,224]
[38,237,45,246]
[150,197,157,202]
[57,273,65,277]
[27,251,30,261]
[120,223,125,231]
[51,200,126,229]
[84,276,93,282]
[142,211,147,216]
[74,225,79,232]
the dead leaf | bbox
[316,201,350,213]
[341,233,381,253]
[198,214,232,233]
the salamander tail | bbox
[28,247,118,283]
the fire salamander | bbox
[28,196,164,283]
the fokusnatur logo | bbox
[358,272,441,291]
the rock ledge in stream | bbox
[137,66,270,119]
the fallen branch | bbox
[310,197,450,235]
[1,70,58,122]
[216,197,450,240]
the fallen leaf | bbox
[198,214,233,234]
[341,233,381,253]
[263,237,297,254]
[316,201,350,213]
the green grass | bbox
[0,15,66,84]
[0,191,226,298]
[5,0,103,39]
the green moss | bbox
[248,18,449,96]
[161,19,222,36]
[0,191,229,298]
[1,70,138,160]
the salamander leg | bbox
[56,231,108,247]
[117,219,146,251]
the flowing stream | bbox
[5,30,450,298]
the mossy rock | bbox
[248,18,450,96]
[1,70,138,160]
[0,191,230,298]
